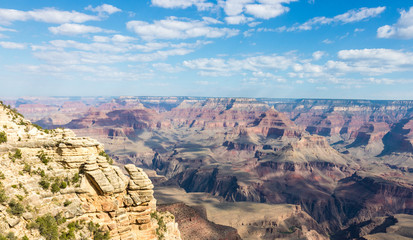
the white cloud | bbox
[182,48,413,85]
[31,38,209,65]
[151,0,214,11]
[0,7,100,25]
[85,4,121,15]
[202,17,223,24]
[337,48,413,68]
[312,51,325,60]
[152,62,183,73]
[126,17,239,40]
[218,0,296,24]
[9,64,154,82]
[322,39,333,44]
[244,2,291,20]
[295,48,413,78]
[112,34,136,42]
[0,26,16,32]
[49,23,109,35]
[0,41,25,49]
[225,15,254,25]
[183,54,294,76]
[334,7,385,23]
[377,7,413,39]
[93,35,110,42]
[281,6,385,31]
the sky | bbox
[0,0,413,99]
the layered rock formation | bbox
[8,96,413,239]
[0,103,181,239]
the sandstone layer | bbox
[0,103,181,239]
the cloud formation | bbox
[85,4,121,15]
[0,41,25,49]
[49,23,110,35]
[151,0,213,11]
[0,7,100,25]
[377,7,413,39]
[219,0,297,24]
[281,6,385,31]
[127,17,238,40]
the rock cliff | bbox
[0,102,181,239]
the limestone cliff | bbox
[0,103,181,239]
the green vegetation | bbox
[9,149,22,162]
[7,199,25,216]
[39,179,50,190]
[60,181,67,189]
[5,233,16,240]
[59,220,83,240]
[32,123,50,134]
[71,173,79,183]
[50,182,60,193]
[37,150,51,165]
[32,214,59,240]
[23,163,31,173]
[99,151,113,165]
[0,172,5,180]
[63,200,72,207]
[0,232,17,240]
[18,119,27,126]
[0,182,8,203]
[88,221,110,240]
[16,195,24,201]
[151,211,167,240]
[39,175,69,193]
[0,131,7,144]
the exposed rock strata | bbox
[0,104,181,239]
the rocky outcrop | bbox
[158,203,241,240]
[0,103,181,240]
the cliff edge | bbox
[0,102,181,239]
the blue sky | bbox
[0,0,413,99]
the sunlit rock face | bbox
[0,103,181,240]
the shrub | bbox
[7,199,25,216]
[18,119,26,126]
[60,181,67,189]
[37,151,50,165]
[14,149,22,159]
[0,131,7,144]
[39,179,50,190]
[0,183,8,203]
[63,200,72,207]
[23,163,31,173]
[16,195,24,201]
[9,149,22,162]
[0,172,4,180]
[37,169,46,177]
[88,221,110,240]
[6,232,16,240]
[151,211,166,239]
[60,220,83,240]
[35,215,59,240]
[32,124,43,131]
[71,173,80,183]
[99,151,113,165]
[50,182,60,193]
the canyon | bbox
[4,96,413,239]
